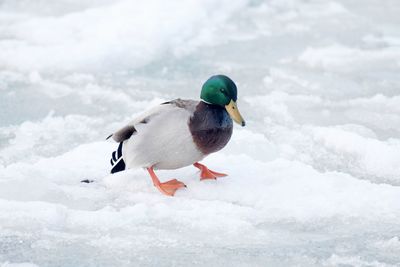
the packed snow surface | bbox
[1,0,400,266]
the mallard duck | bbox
[107,75,245,196]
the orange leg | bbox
[147,167,186,196]
[193,162,227,180]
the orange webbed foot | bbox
[147,167,186,196]
[193,162,228,181]
[155,179,186,196]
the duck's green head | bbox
[200,75,245,126]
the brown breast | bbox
[189,101,233,155]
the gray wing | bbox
[106,125,137,142]
[161,98,198,113]
[106,99,198,142]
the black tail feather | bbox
[110,142,126,174]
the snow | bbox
[1,0,400,266]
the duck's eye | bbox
[220,88,227,94]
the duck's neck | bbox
[200,99,212,105]
[189,101,233,155]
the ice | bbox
[1,0,400,266]
[0,0,247,72]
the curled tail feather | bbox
[110,142,126,174]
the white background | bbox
[1,0,400,266]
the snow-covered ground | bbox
[1,0,400,266]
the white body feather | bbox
[120,102,205,170]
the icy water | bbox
[1,0,400,266]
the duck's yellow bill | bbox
[225,100,245,127]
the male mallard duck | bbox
[108,75,245,196]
